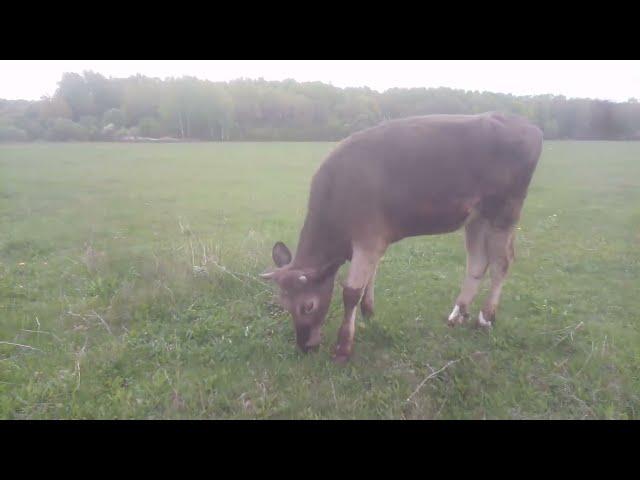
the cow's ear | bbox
[272,242,292,268]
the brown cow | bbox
[261,112,543,363]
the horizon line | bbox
[1,72,636,104]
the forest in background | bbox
[1,71,640,142]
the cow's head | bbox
[261,242,339,352]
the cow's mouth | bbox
[296,323,323,353]
[295,325,311,352]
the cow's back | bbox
[310,113,543,241]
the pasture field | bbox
[1,141,639,419]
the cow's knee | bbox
[343,285,363,310]
[361,283,375,317]
[361,297,374,318]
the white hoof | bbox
[447,305,466,326]
[478,311,493,328]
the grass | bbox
[0,141,639,419]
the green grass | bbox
[1,141,639,419]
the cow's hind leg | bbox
[476,195,523,328]
[448,213,490,326]
[477,226,516,328]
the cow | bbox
[261,112,543,363]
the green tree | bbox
[3,73,640,142]
[46,118,90,141]
[103,108,125,128]
[56,72,95,120]
[138,116,164,137]
[40,96,73,122]
[0,125,28,141]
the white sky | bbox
[1,60,639,102]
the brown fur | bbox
[262,112,543,362]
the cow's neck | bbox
[292,209,347,272]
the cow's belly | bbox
[386,197,480,242]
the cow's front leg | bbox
[334,246,382,363]
[360,265,377,318]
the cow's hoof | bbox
[447,304,468,327]
[332,353,351,364]
[298,343,320,354]
[477,311,494,329]
[361,303,374,319]
[332,345,352,364]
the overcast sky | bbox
[1,60,639,102]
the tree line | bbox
[1,71,640,142]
